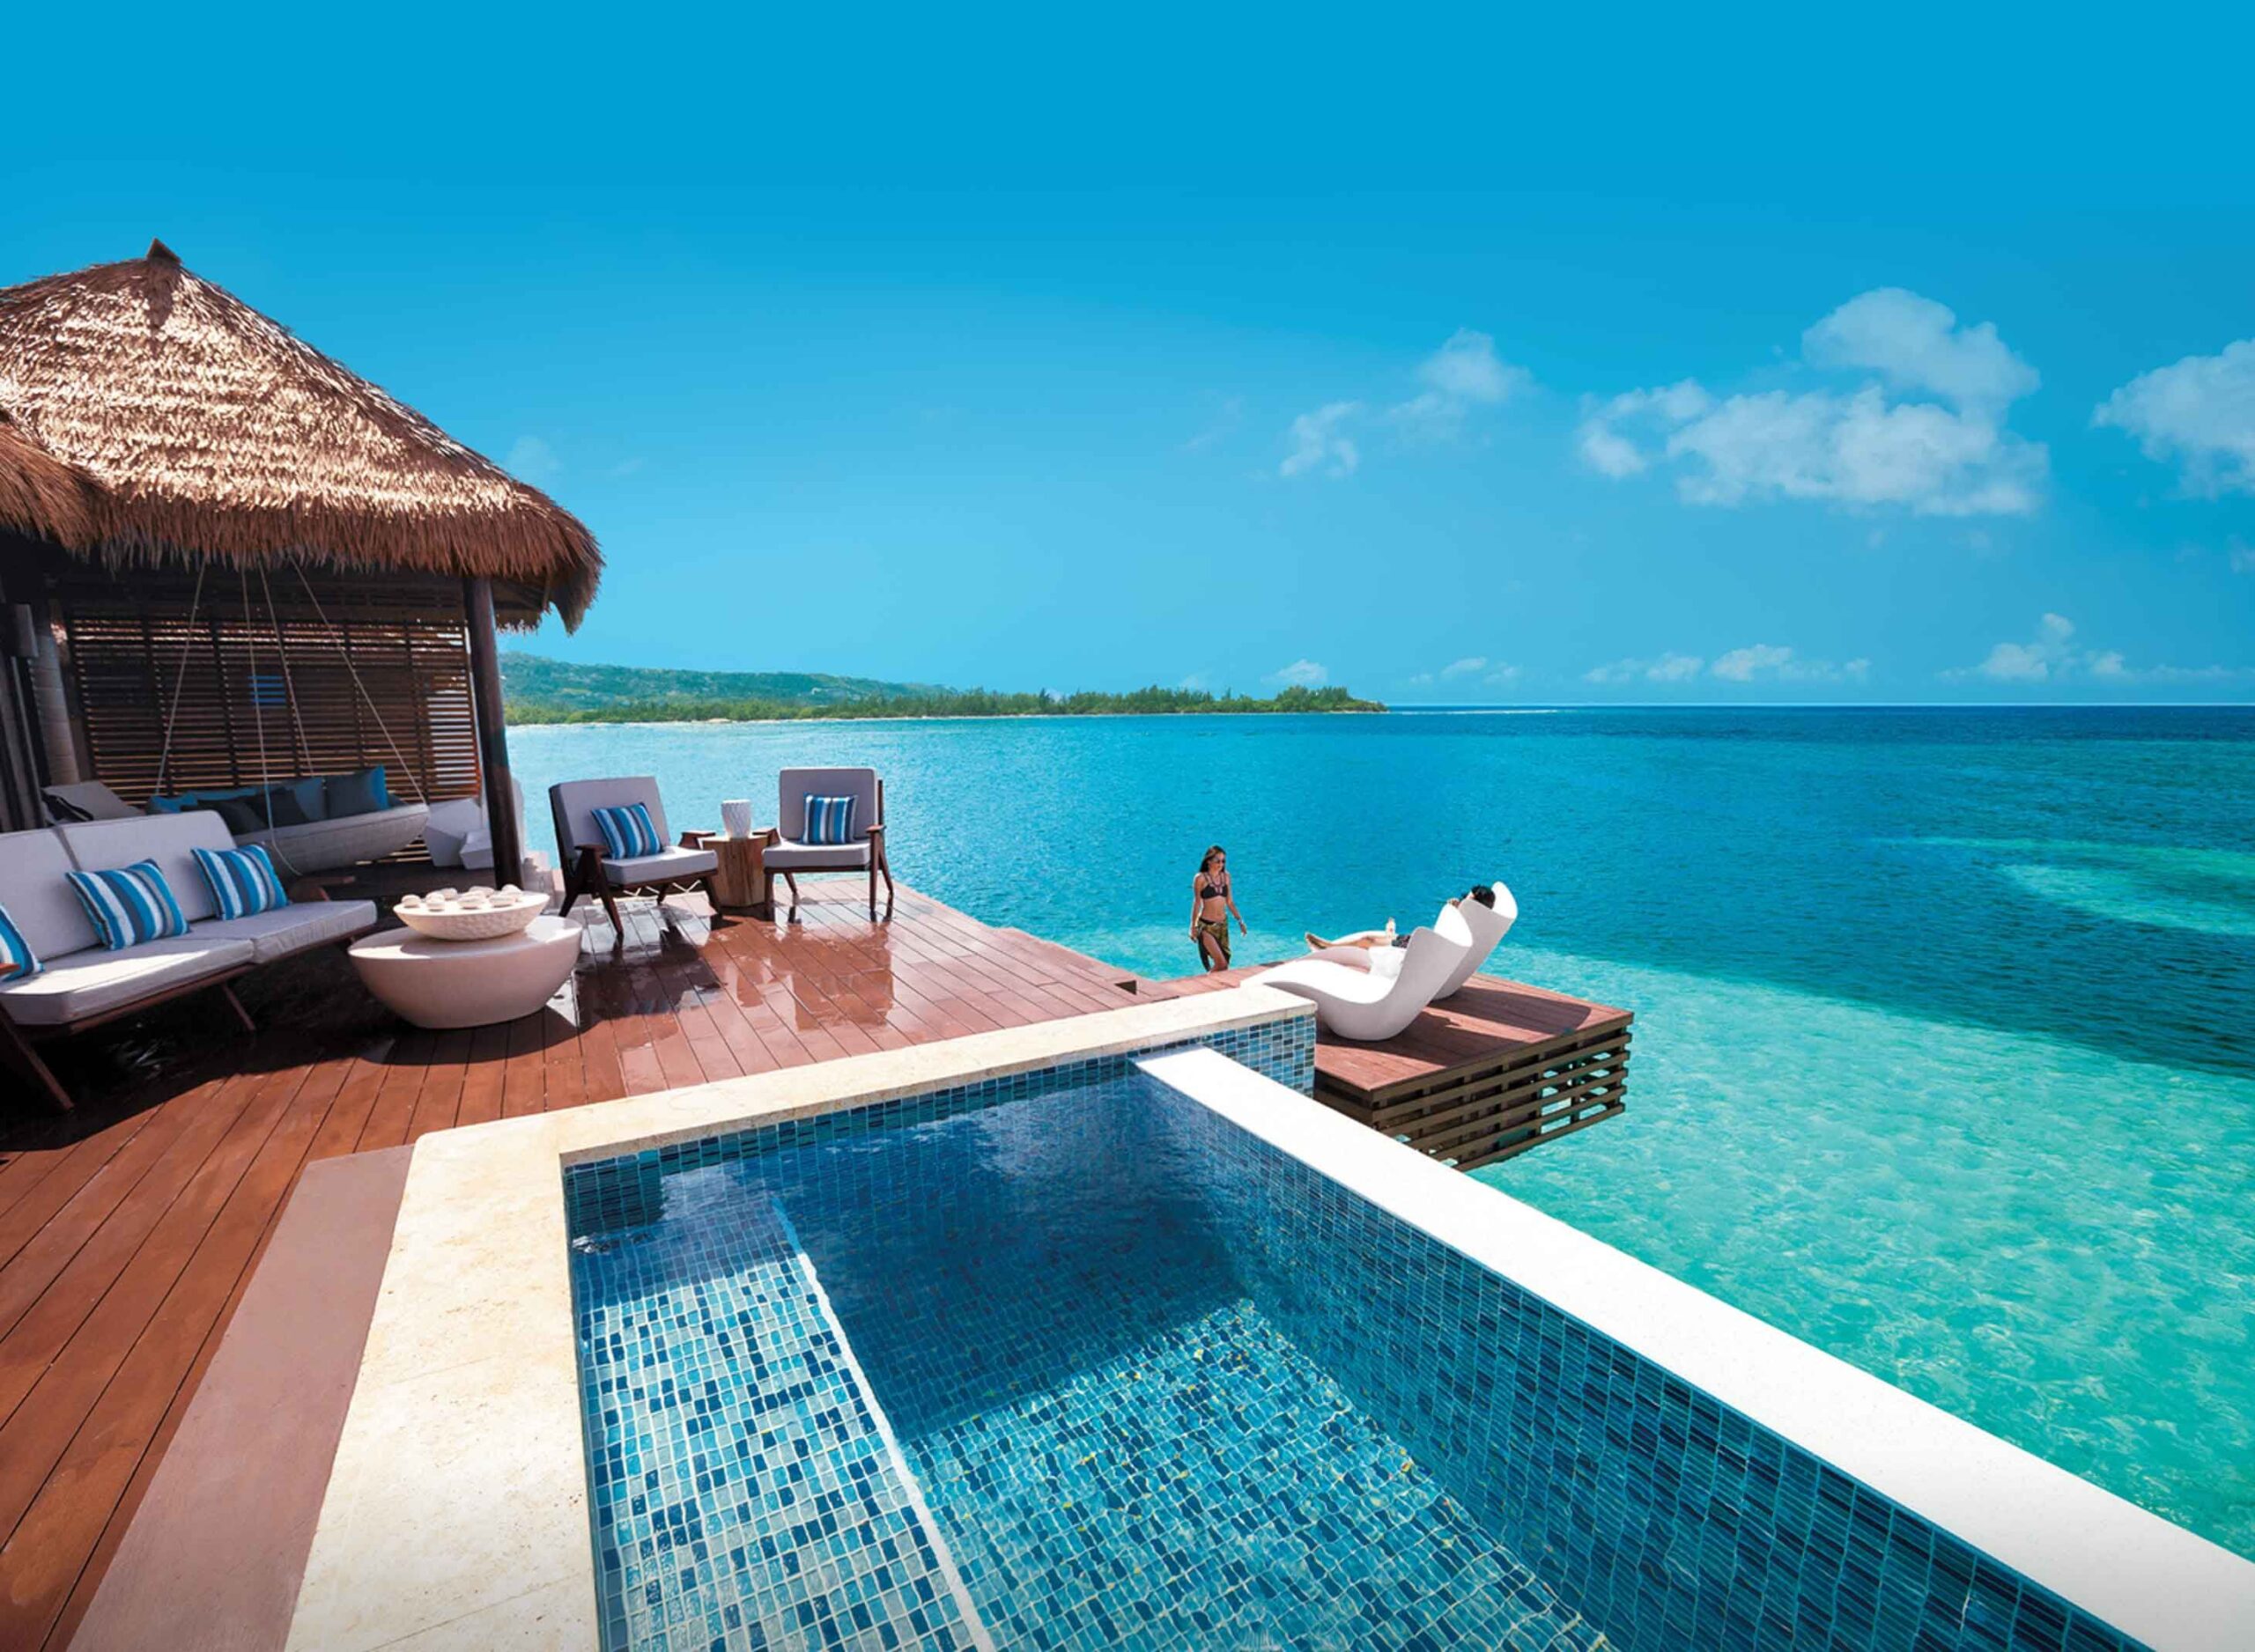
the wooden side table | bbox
[705,830,773,914]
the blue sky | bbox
[5,5,2252,702]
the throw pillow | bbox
[802,794,858,846]
[594,801,663,859]
[323,766,391,819]
[0,902,41,981]
[193,844,291,918]
[65,859,192,951]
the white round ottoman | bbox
[349,915,584,1029]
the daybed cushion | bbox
[42,782,141,822]
[0,830,102,957]
[0,933,254,1026]
[324,766,391,819]
[195,900,379,964]
[762,839,872,872]
[602,846,718,883]
[56,812,238,923]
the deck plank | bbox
[0,876,1157,1647]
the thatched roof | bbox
[0,241,600,628]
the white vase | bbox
[721,799,753,840]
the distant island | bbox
[501,653,1384,723]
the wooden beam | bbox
[462,578,522,885]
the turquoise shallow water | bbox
[510,707,2255,1558]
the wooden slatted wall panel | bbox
[55,569,481,812]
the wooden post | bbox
[462,578,523,886]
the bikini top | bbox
[1199,876,1225,901]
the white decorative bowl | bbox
[394,886,549,941]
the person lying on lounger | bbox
[1303,884,1497,954]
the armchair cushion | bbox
[777,768,878,844]
[601,846,719,884]
[763,839,871,872]
[551,778,671,864]
[0,830,102,957]
[56,812,237,923]
[0,933,254,1027]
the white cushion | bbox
[56,812,237,922]
[0,933,254,1026]
[777,769,878,843]
[195,901,379,963]
[602,847,718,883]
[0,830,101,958]
[763,839,872,871]
[551,778,671,861]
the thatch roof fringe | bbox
[0,245,601,629]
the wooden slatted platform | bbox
[1165,965,1633,1170]
[0,881,1142,1651]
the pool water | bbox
[568,1063,2135,1652]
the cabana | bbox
[0,240,600,881]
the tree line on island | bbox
[500,652,1384,723]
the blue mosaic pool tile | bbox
[1150,1080,2145,1652]
[573,1193,987,1652]
[571,1032,2143,1652]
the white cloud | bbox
[1952,615,2249,685]
[1439,656,1488,679]
[1268,659,1329,687]
[2094,338,2255,495]
[1711,644,1871,683]
[1179,672,1210,691]
[505,435,562,486]
[1801,288,2038,409]
[1279,402,1361,479]
[1405,672,1436,689]
[1968,612,2080,682]
[1484,663,1523,686]
[1389,329,1531,440]
[2232,540,2255,575]
[1578,290,2045,517]
[1585,652,1705,685]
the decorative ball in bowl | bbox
[394,885,548,941]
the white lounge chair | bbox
[1307,881,1517,1001]
[1252,922,1470,1042]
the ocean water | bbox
[511,707,2255,1559]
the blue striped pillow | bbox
[594,801,662,859]
[66,859,192,951]
[802,794,857,846]
[193,844,290,918]
[0,902,41,982]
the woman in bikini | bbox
[1190,844,1247,971]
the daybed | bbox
[0,812,377,1110]
[43,776,429,876]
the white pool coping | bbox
[1139,1046,2255,1652]
[283,985,1311,1652]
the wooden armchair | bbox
[548,778,721,936]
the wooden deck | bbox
[1167,963,1634,1169]
[0,881,1143,1651]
